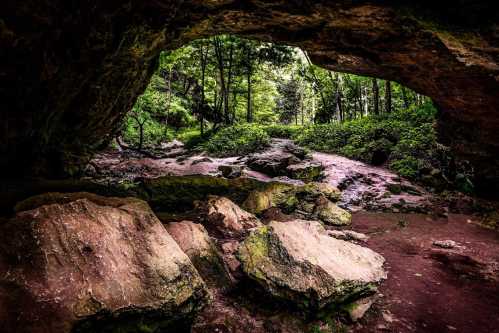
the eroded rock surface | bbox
[0,194,208,333]
[194,195,263,239]
[247,139,324,182]
[238,220,386,311]
[166,220,232,287]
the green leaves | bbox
[204,124,271,157]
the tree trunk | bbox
[199,45,207,135]
[226,40,234,124]
[213,37,229,125]
[303,51,327,112]
[356,81,363,119]
[336,90,343,122]
[401,86,410,109]
[372,78,379,115]
[385,80,392,113]
[246,50,253,123]
[164,67,172,137]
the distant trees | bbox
[123,34,430,148]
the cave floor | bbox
[350,212,499,333]
[87,140,499,333]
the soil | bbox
[350,212,499,333]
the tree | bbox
[385,80,392,114]
[372,78,379,115]
[275,77,301,124]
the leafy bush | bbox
[295,102,472,191]
[204,124,271,157]
[262,124,302,139]
[123,115,173,147]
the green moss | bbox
[238,226,271,280]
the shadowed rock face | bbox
[0,194,208,333]
[1,1,498,194]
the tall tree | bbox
[385,80,392,114]
[198,42,209,134]
[372,78,379,115]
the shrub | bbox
[123,116,173,147]
[204,124,271,157]
[294,102,472,192]
[262,124,302,139]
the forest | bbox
[121,35,471,193]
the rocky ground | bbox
[89,139,435,213]
[1,139,497,333]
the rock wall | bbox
[1,1,498,193]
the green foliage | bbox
[262,124,302,138]
[118,34,471,193]
[123,112,172,147]
[296,102,471,191]
[204,124,271,156]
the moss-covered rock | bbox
[286,162,324,182]
[238,220,386,312]
[313,198,352,226]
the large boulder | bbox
[195,195,263,239]
[238,220,386,311]
[246,141,324,182]
[0,193,208,333]
[166,221,233,287]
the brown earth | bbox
[350,212,499,333]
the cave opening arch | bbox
[1,1,498,195]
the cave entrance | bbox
[90,35,473,209]
[119,34,431,162]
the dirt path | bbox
[350,212,499,333]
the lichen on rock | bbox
[237,220,386,312]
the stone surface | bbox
[313,197,352,226]
[166,220,232,287]
[286,161,324,182]
[247,153,301,178]
[433,240,459,249]
[243,181,348,225]
[195,195,263,239]
[218,164,243,179]
[0,193,208,333]
[238,220,386,311]
[328,230,370,243]
[341,295,377,322]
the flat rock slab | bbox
[238,219,386,311]
[0,193,208,333]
